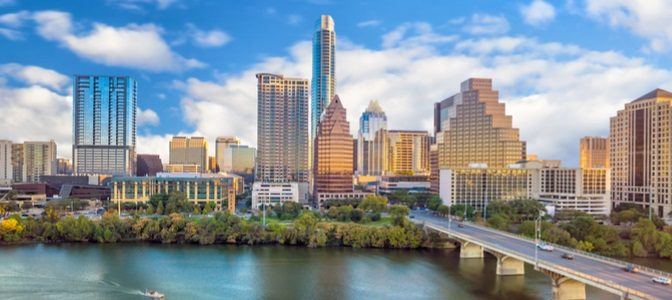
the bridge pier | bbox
[459,242,483,258]
[495,255,525,276]
[549,274,586,300]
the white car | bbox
[537,244,554,252]
[652,277,671,285]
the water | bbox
[0,244,620,299]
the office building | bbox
[22,140,57,183]
[311,14,336,139]
[429,144,439,193]
[435,78,526,169]
[314,95,354,198]
[579,136,609,169]
[73,75,137,176]
[164,164,200,173]
[439,167,531,210]
[388,130,430,175]
[208,156,217,173]
[252,182,299,209]
[379,175,431,194]
[227,145,256,174]
[11,143,23,183]
[56,158,72,175]
[215,136,240,172]
[136,154,163,176]
[357,100,388,175]
[532,167,611,216]
[0,140,11,185]
[169,136,208,173]
[610,89,672,218]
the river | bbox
[0,244,664,299]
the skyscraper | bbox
[227,145,256,174]
[610,89,672,218]
[255,73,310,187]
[311,14,336,139]
[215,136,240,172]
[0,140,11,185]
[314,95,354,196]
[435,78,526,169]
[73,75,137,176]
[169,136,208,173]
[357,100,388,175]
[579,136,609,169]
[11,143,23,183]
[136,154,163,176]
[387,130,430,175]
[56,158,73,175]
[23,140,57,183]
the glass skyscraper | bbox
[73,75,137,176]
[311,15,336,138]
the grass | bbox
[251,215,394,227]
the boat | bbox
[144,289,165,299]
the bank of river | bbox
[0,244,629,299]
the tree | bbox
[437,205,450,216]
[389,205,410,226]
[359,195,388,213]
[156,201,164,215]
[0,217,24,242]
[577,240,595,252]
[487,214,510,230]
[427,195,442,211]
[350,208,364,223]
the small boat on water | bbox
[144,289,165,299]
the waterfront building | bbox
[311,14,336,139]
[22,140,57,183]
[56,158,73,175]
[435,78,526,169]
[252,182,299,209]
[215,136,240,172]
[0,140,11,185]
[11,143,23,183]
[387,130,430,175]
[73,75,137,176]
[314,96,354,197]
[357,100,388,175]
[429,144,439,194]
[610,89,672,218]
[439,167,531,210]
[111,172,237,213]
[378,175,431,194]
[532,167,611,216]
[169,136,208,173]
[580,136,609,169]
[255,73,310,201]
[136,154,163,176]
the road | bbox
[411,211,672,300]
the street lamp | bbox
[534,213,542,270]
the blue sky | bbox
[1,0,671,166]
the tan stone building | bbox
[169,136,208,173]
[610,89,672,218]
[579,136,609,169]
[387,130,430,175]
[22,140,57,183]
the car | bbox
[561,253,574,260]
[457,223,465,228]
[409,215,415,219]
[537,244,554,252]
[652,277,672,285]
[624,264,639,273]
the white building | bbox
[252,182,299,209]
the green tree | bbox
[487,214,510,230]
[389,205,410,226]
[359,195,388,213]
[437,205,450,216]
[427,195,442,211]
[350,208,364,223]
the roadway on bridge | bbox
[412,211,672,299]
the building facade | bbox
[169,136,208,173]
[532,167,611,216]
[314,95,354,197]
[11,143,23,183]
[227,145,256,174]
[56,158,73,175]
[22,141,57,183]
[439,168,531,209]
[388,130,430,175]
[252,182,299,209]
[580,136,609,169]
[0,140,11,185]
[215,136,240,172]
[136,154,163,176]
[311,14,336,139]
[73,75,136,176]
[610,89,672,218]
[357,100,388,176]
[435,78,526,169]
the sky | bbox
[1,0,672,167]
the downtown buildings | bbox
[311,14,336,139]
[72,75,137,176]
[580,136,609,169]
[356,100,388,176]
[169,136,209,173]
[0,140,11,185]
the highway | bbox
[411,211,672,300]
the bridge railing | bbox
[423,214,672,279]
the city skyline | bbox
[2,1,672,166]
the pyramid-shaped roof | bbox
[634,88,672,101]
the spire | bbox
[365,100,384,113]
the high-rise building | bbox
[610,89,672,218]
[357,100,388,175]
[23,140,57,183]
[73,75,137,176]
[255,73,309,184]
[227,145,256,174]
[311,14,336,139]
[215,136,240,172]
[579,136,609,169]
[169,136,208,173]
[136,154,163,176]
[11,143,23,183]
[429,144,439,194]
[435,78,526,169]
[388,130,430,175]
[56,158,73,175]
[0,140,11,185]
[208,156,217,173]
[314,95,354,196]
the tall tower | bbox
[23,140,57,183]
[72,75,137,176]
[311,15,336,138]
[255,73,310,186]
[0,140,11,185]
[215,136,241,172]
[435,78,526,169]
[610,89,672,218]
[579,136,609,168]
[314,95,354,196]
[357,100,388,175]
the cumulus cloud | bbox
[287,14,303,25]
[0,63,70,91]
[185,24,231,48]
[584,0,672,53]
[520,0,556,26]
[463,14,510,35]
[108,0,180,11]
[31,10,203,72]
[357,19,382,28]
[137,108,160,126]
[0,10,29,27]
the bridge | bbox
[411,211,672,300]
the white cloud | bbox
[186,24,231,48]
[0,27,22,40]
[0,63,70,91]
[584,0,672,53]
[463,14,510,35]
[357,19,382,28]
[108,0,180,11]
[0,10,29,27]
[287,14,303,25]
[382,22,456,49]
[32,10,203,72]
[137,108,160,126]
[521,0,556,26]
[0,0,15,7]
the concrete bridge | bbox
[412,211,672,300]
